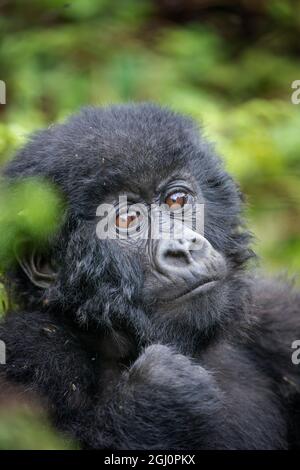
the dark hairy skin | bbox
[0,103,300,449]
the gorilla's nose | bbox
[158,237,204,270]
[153,229,226,292]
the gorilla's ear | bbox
[15,245,57,289]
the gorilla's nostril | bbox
[165,249,185,258]
[164,249,190,267]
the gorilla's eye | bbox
[165,191,189,210]
[116,210,139,229]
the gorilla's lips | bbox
[173,278,220,301]
[159,277,221,304]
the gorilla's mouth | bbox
[176,279,219,301]
[162,278,219,304]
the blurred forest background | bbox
[0,0,299,449]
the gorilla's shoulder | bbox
[247,275,300,360]
[251,275,300,318]
[0,310,89,373]
[1,309,71,339]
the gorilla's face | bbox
[4,104,251,340]
[95,172,227,315]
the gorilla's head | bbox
[3,104,253,348]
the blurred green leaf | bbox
[0,179,64,270]
[0,405,74,450]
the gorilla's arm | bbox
[244,279,300,448]
[249,279,300,385]
[0,310,286,450]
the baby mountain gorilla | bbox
[1,103,300,449]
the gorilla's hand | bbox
[128,344,217,392]
[89,345,224,450]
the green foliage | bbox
[0,179,63,271]
[0,405,74,449]
[0,282,8,317]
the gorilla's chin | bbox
[140,284,236,357]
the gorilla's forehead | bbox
[61,104,199,196]
[94,133,188,196]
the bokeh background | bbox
[0,0,299,449]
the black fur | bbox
[0,103,299,449]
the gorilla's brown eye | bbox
[165,191,189,210]
[116,211,138,229]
